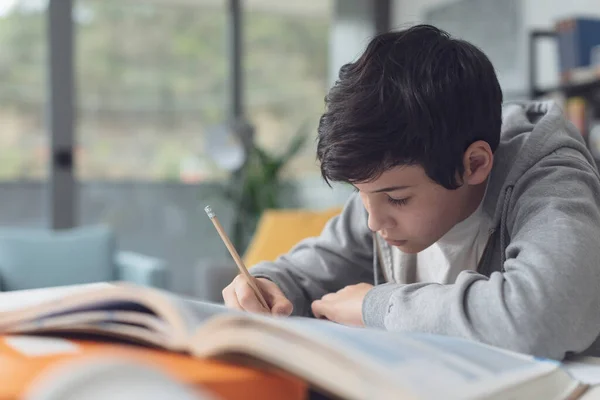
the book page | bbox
[564,356,600,384]
[4,336,80,357]
[0,284,192,349]
[0,283,113,312]
[14,311,169,337]
[254,317,560,399]
[172,298,236,333]
[34,299,159,320]
[285,318,539,373]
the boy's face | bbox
[354,165,476,254]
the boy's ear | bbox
[463,140,493,185]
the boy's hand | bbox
[222,275,293,316]
[311,283,373,327]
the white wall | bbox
[392,0,600,94]
[392,0,452,27]
[329,0,377,86]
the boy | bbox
[222,25,600,360]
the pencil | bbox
[204,205,270,310]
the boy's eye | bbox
[387,196,410,206]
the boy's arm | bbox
[364,149,600,360]
[250,193,374,317]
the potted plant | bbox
[220,122,309,252]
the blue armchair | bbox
[0,225,167,291]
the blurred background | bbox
[0,0,599,298]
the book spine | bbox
[565,97,588,138]
[592,44,600,67]
[589,122,600,160]
[556,19,576,82]
[556,17,600,83]
[579,19,600,67]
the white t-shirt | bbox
[415,201,493,284]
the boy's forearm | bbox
[362,259,599,361]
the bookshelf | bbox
[532,72,600,99]
[528,29,600,166]
[529,30,600,99]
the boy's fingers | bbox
[320,292,335,301]
[235,278,268,314]
[225,276,293,317]
[222,286,243,310]
[271,297,293,316]
[311,300,325,319]
[258,279,293,316]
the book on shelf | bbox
[565,96,590,137]
[0,282,596,400]
[555,17,600,82]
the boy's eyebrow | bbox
[372,185,411,193]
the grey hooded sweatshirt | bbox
[250,101,600,360]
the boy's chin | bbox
[392,241,431,254]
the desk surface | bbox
[0,335,307,400]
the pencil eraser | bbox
[204,205,215,219]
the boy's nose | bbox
[367,206,395,232]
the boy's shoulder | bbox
[498,100,593,172]
[484,100,598,222]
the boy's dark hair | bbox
[317,24,503,189]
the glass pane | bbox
[76,0,228,182]
[245,0,333,178]
[0,0,48,181]
[75,0,231,296]
[0,0,48,227]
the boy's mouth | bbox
[383,238,407,246]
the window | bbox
[0,0,48,181]
[76,0,228,182]
[245,0,332,178]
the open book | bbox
[0,282,592,400]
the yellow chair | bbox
[243,207,342,267]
